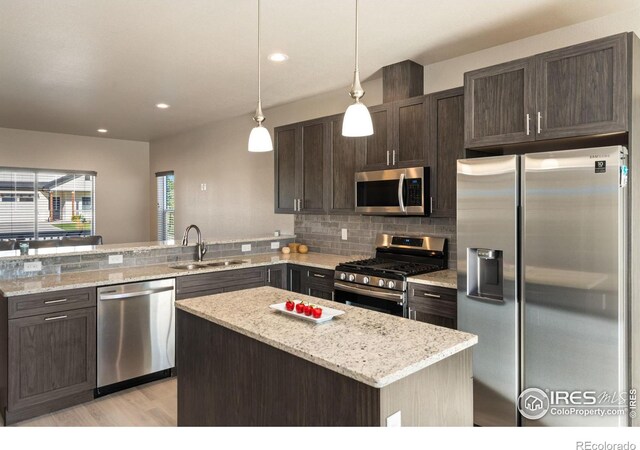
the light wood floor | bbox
[9,378,177,427]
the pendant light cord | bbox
[257,0,261,104]
[354,0,359,73]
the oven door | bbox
[355,167,427,216]
[334,281,406,317]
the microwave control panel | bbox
[406,178,423,206]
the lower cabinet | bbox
[286,264,334,300]
[266,266,286,289]
[287,265,305,294]
[176,266,267,300]
[407,283,457,329]
[1,287,97,425]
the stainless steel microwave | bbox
[355,167,430,216]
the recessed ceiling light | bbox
[156,103,170,109]
[268,53,289,62]
[97,129,108,133]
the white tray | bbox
[270,302,344,324]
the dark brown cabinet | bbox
[266,266,286,289]
[465,33,629,149]
[274,119,329,214]
[176,267,267,300]
[407,284,457,330]
[536,33,628,140]
[287,264,304,294]
[360,97,428,170]
[1,287,97,425]
[328,114,361,214]
[428,88,465,217]
[464,57,535,148]
[301,267,335,301]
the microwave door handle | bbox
[398,173,406,212]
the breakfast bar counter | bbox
[175,286,477,426]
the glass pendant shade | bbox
[248,124,273,152]
[342,101,373,137]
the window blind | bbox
[0,168,96,240]
[156,172,175,241]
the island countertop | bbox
[175,286,477,388]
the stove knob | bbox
[362,276,370,285]
[387,280,396,289]
[348,274,356,282]
[378,279,385,287]
[340,272,346,280]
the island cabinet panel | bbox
[177,310,380,426]
[177,309,473,426]
[176,267,267,300]
[408,284,457,330]
[535,33,628,140]
[428,88,465,218]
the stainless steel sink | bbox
[204,260,247,267]
[168,260,247,270]
[168,263,208,270]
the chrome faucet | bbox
[182,224,207,262]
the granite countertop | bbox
[0,235,296,261]
[0,252,360,297]
[176,286,477,388]
[407,268,457,289]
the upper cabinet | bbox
[360,97,429,170]
[328,114,361,214]
[428,88,465,218]
[464,58,535,148]
[274,119,329,214]
[464,33,629,149]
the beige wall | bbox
[0,127,149,244]
[149,79,382,241]
[420,6,640,93]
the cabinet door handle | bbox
[392,150,396,166]
[408,307,415,320]
[44,298,68,305]
[312,273,326,279]
[537,112,542,134]
[298,199,302,211]
[386,150,390,166]
[422,292,441,299]
[308,288,311,296]
[526,113,530,135]
[44,315,68,321]
[267,269,271,284]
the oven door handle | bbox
[334,281,405,304]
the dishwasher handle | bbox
[99,285,175,301]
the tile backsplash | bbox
[294,214,457,269]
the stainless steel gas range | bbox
[334,233,447,317]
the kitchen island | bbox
[175,286,477,426]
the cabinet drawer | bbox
[409,284,457,319]
[8,287,96,319]
[303,267,334,287]
[176,267,267,299]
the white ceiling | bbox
[0,0,637,142]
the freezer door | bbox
[457,155,520,426]
[522,147,627,426]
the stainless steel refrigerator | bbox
[457,146,629,427]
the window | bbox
[156,171,175,241]
[0,168,96,240]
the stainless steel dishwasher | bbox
[97,278,175,394]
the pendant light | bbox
[248,0,273,152]
[342,0,373,137]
